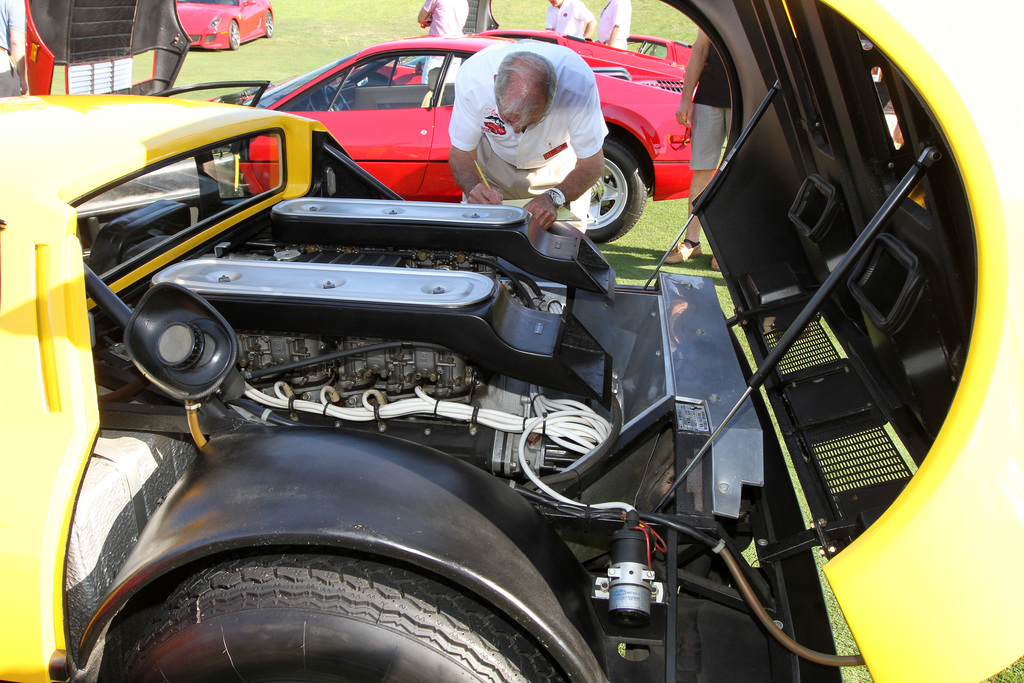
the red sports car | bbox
[257,36,692,242]
[627,34,692,65]
[177,0,274,51]
[480,28,690,84]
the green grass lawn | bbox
[171,3,1023,681]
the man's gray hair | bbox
[494,51,558,124]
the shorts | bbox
[689,104,731,171]
[0,66,21,98]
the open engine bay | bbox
[80,197,804,681]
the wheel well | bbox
[606,124,654,192]
[99,545,569,681]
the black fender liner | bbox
[78,426,608,682]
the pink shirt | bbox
[422,0,469,37]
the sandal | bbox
[664,238,702,264]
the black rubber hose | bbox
[718,547,866,667]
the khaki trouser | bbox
[475,136,591,230]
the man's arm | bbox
[522,150,604,229]
[449,146,504,205]
[606,25,620,46]
[417,5,432,28]
[676,30,710,126]
[9,27,26,94]
[583,19,596,39]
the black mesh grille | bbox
[805,418,911,511]
[763,317,842,381]
[69,0,137,61]
[651,79,686,93]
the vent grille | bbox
[649,79,685,93]
[763,317,842,381]
[805,418,911,512]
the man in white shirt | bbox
[418,0,468,37]
[448,41,608,230]
[545,0,596,39]
[597,0,631,50]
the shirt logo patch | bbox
[482,114,507,136]
[543,142,568,160]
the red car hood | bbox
[176,2,230,32]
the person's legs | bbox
[682,168,715,244]
[666,104,729,264]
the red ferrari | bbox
[480,28,691,83]
[257,36,692,242]
[177,0,274,51]
[627,34,692,65]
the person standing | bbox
[448,41,607,230]
[546,0,596,39]
[666,29,731,267]
[0,0,28,97]
[596,0,631,50]
[418,0,469,37]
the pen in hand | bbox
[473,161,503,205]
[474,160,492,190]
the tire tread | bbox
[126,553,563,682]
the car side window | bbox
[280,70,350,112]
[77,132,284,276]
[334,54,451,111]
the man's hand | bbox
[523,193,559,229]
[467,182,504,205]
[676,99,694,126]
[450,146,503,204]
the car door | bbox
[418,53,468,202]
[279,51,447,198]
[239,0,260,40]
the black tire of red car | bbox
[264,11,274,39]
[228,20,241,50]
[587,136,647,243]
[123,553,566,683]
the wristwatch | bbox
[544,187,566,207]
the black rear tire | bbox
[264,11,274,38]
[586,136,647,243]
[124,553,565,682]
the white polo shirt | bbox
[449,41,607,170]
[597,0,631,49]
[546,0,595,37]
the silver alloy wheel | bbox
[228,20,241,50]
[588,158,628,236]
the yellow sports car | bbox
[0,0,1020,682]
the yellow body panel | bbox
[0,96,326,681]
[820,1,1024,681]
